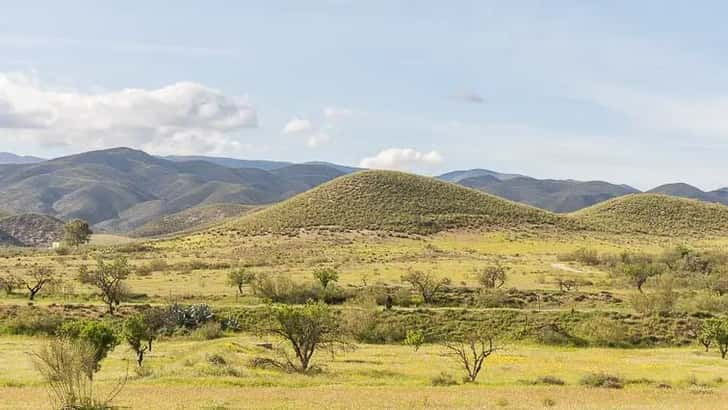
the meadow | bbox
[1,227,728,409]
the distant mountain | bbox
[163,155,291,171]
[438,169,524,183]
[647,183,728,205]
[130,203,259,238]
[0,214,64,247]
[0,152,45,165]
[457,175,639,213]
[0,147,346,233]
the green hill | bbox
[130,203,259,237]
[572,194,728,236]
[227,170,574,235]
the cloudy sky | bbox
[2,1,728,189]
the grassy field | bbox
[2,226,728,408]
[1,335,727,409]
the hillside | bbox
[130,203,259,237]
[438,168,524,183]
[459,175,639,212]
[228,170,574,235]
[573,194,728,236]
[0,152,45,165]
[0,214,65,247]
[0,148,346,233]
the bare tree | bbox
[441,334,499,383]
[401,270,451,304]
[79,257,131,314]
[26,266,54,300]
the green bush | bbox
[431,372,459,386]
[534,375,566,385]
[192,322,224,340]
[0,310,63,336]
[580,373,624,389]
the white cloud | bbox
[324,106,354,120]
[281,117,314,134]
[360,148,443,171]
[0,72,257,155]
[306,132,331,148]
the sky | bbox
[2,1,728,190]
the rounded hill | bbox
[572,193,728,236]
[227,170,574,235]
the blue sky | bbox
[2,1,728,189]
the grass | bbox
[129,203,259,238]
[573,193,728,236]
[1,335,728,409]
[227,170,577,235]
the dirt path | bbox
[551,263,583,273]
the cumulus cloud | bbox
[360,148,443,171]
[0,72,257,155]
[306,132,331,148]
[281,117,314,134]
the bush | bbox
[0,311,63,336]
[534,375,566,385]
[573,316,629,347]
[431,372,459,386]
[580,373,624,389]
[192,322,224,340]
[559,248,600,266]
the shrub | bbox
[192,322,224,340]
[573,316,629,347]
[534,375,566,386]
[58,320,119,376]
[32,338,122,409]
[431,372,459,386]
[403,329,426,351]
[559,248,600,266]
[474,264,508,289]
[0,311,63,336]
[580,373,624,389]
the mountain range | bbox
[0,147,726,239]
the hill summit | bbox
[228,170,572,235]
[573,193,728,236]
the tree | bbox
[401,270,451,304]
[63,219,93,247]
[699,320,718,352]
[59,320,119,378]
[79,256,131,314]
[711,319,728,359]
[25,265,54,300]
[227,269,256,295]
[264,301,347,372]
[403,329,426,351]
[313,268,339,289]
[441,333,498,383]
[0,273,21,295]
[123,314,155,367]
[619,260,665,293]
[475,264,507,289]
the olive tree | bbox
[441,333,499,383]
[619,259,665,293]
[401,270,451,304]
[63,219,93,247]
[475,264,507,289]
[123,314,157,367]
[313,268,339,289]
[79,257,131,314]
[227,269,256,295]
[263,301,348,372]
